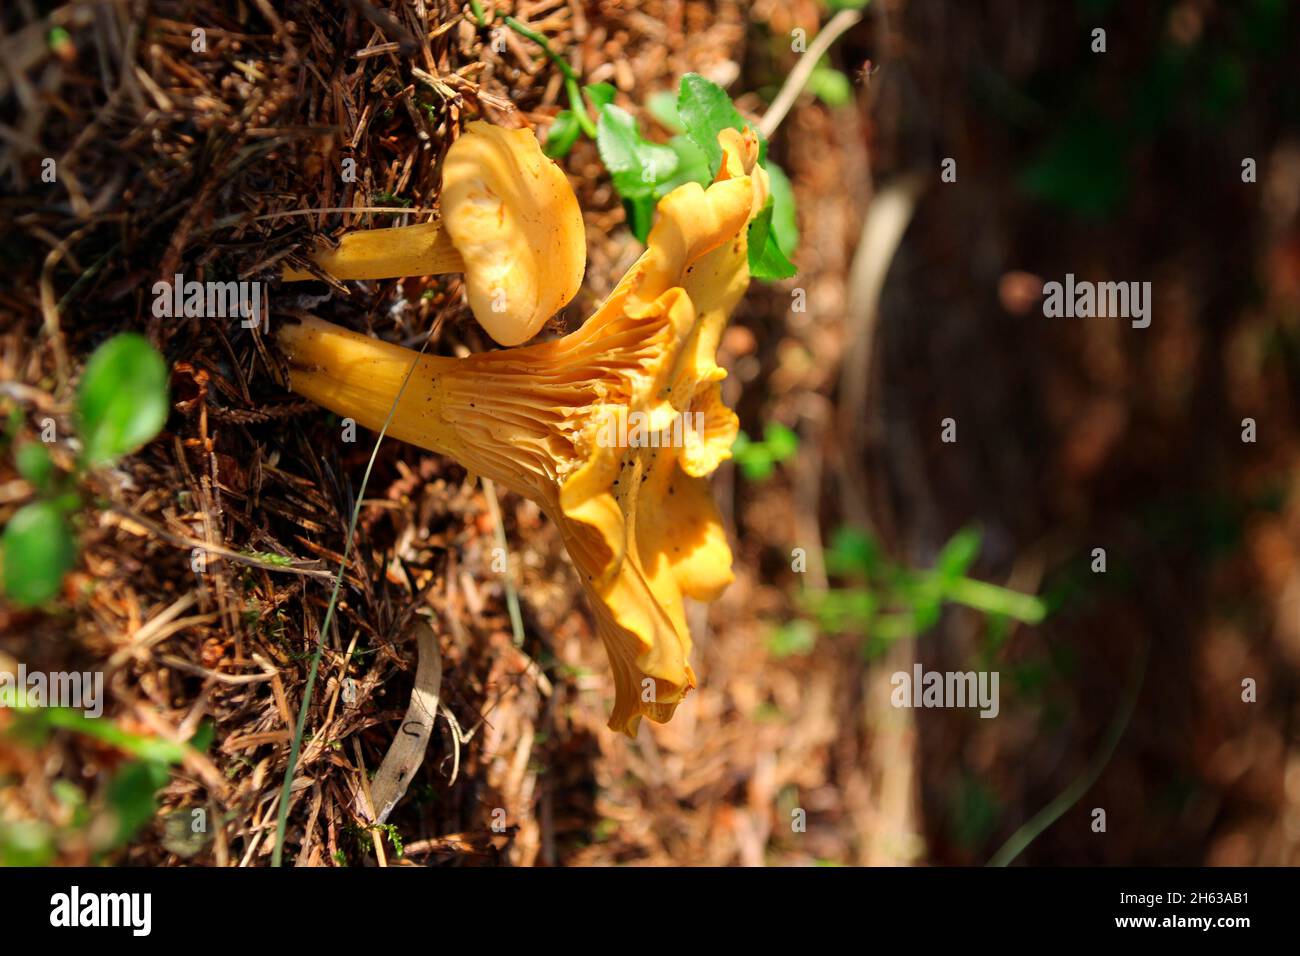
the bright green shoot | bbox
[775,527,1047,659]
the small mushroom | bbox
[278,128,768,735]
[283,121,586,346]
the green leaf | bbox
[76,333,169,468]
[15,441,54,491]
[824,0,872,10]
[239,549,293,566]
[677,73,748,176]
[909,575,945,631]
[936,527,982,583]
[748,198,798,280]
[656,135,711,194]
[640,75,798,277]
[597,104,681,241]
[371,191,411,208]
[1,500,75,607]
[767,619,818,658]
[946,577,1047,624]
[733,424,799,480]
[1019,114,1129,219]
[808,62,854,107]
[191,720,216,754]
[738,447,774,481]
[597,105,678,198]
[764,422,799,461]
[0,820,56,866]
[766,162,799,256]
[544,110,583,158]
[52,780,86,813]
[731,431,773,480]
[584,82,617,109]
[622,196,658,242]
[106,760,171,847]
[26,708,190,763]
[806,586,876,632]
[593,107,646,190]
[826,526,879,577]
[647,90,684,132]
[4,404,23,443]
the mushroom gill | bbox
[278,128,768,734]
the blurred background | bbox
[2,0,1300,866]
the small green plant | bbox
[592,73,798,279]
[767,618,818,658]
[732,422,799,481]
[464,9,799,280]
[780,526,1047,658]
[0,333,168,608]
[544,81,612,161]
[341,821,405,859]
[0,709,209,865]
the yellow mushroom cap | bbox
[282,122,585,347]
[440,121,587,346]
[277,128,768,735]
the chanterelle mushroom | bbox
[283,121,586,347]
[278,128,768,735]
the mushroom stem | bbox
[278,309,713,736]
[281,221,465,282]
[277,316,537,497]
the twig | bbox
[502,16,596,137]
[38,228,89,396]
[109,506,335,579]
[351,738,387,866]
[344,0,420,55]
[836,173,925,528]
[758,8,864,139]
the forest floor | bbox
[3,0,1299,867]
